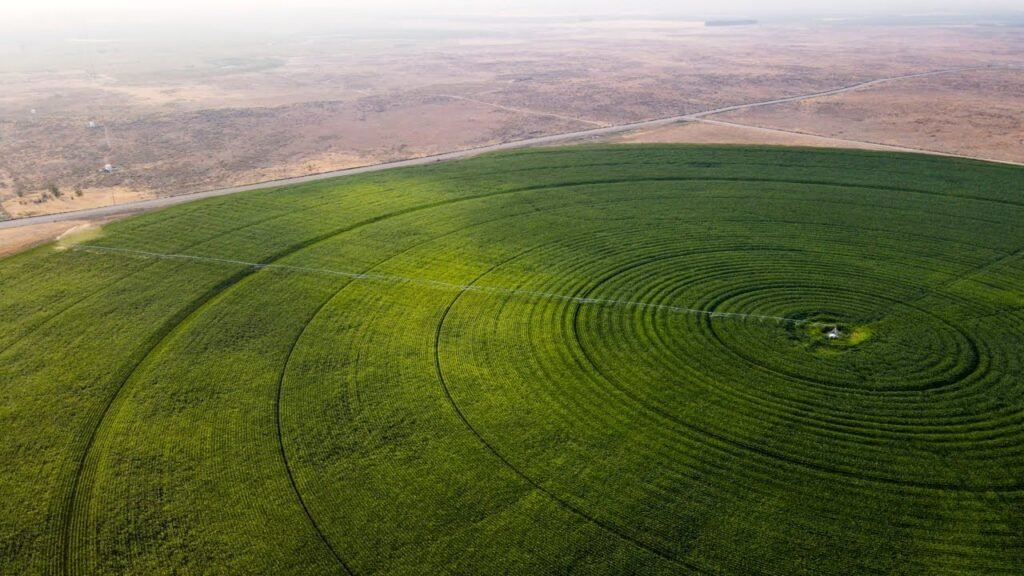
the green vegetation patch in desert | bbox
[2,145,1023,575]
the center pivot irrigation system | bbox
[75,244,836,328]
[2,146,1023,575]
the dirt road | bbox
[1,65,1016,232]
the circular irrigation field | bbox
[1,146,1023,575]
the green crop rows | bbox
[2,146,1023,575]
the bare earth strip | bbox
[616,120,893,151]
[716,69,1024,164]
[0,219,119,257]
[629,68,1024,163]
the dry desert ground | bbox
[2,18,1022,250]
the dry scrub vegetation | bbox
[1,20,1022,220]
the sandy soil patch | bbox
[54,222,106,250]
[3,186,151,219]
[616,120,892,151]
[714,68,1024,164]
[0,220,91,257]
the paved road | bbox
[1,65,1015,231]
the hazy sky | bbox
[2,0,1022,32]
[4,0,1023,19]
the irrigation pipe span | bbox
[77,244,835,327]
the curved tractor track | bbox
[1,145,1023,575]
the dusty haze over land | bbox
[4,0,1023,23]
[1,2,1023,252]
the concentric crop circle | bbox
[9,147,1024,575]
[421,152,1024,572]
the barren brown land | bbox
[0,217,120,257]
[615,120,894,151]
[1,18,1022,241]
[699,68,1024,163]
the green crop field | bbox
[2,146,1023,575]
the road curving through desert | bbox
[2,65,1019,232]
